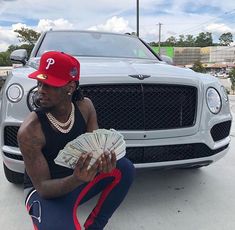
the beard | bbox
[38,100,54,112]
[40,106,51,113]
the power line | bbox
[169,9,235,37]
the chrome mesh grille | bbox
[210,120,231,142]
[81,84,197,130]
[4,126,19,147]
[126,144,228,163]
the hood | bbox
[12,56,218,86]
[77,57,217,85]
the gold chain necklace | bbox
[46,103,75,133]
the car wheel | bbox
[3,163,24,184]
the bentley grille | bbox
[81,84,197,130]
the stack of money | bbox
[54,129,126,169]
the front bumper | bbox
[1,120,231,173]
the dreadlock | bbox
[72,81,84,102]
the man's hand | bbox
[99,150,116,173]
[72,150,117,183]
[73,153,100,182]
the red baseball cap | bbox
[28,51,80,87]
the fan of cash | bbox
[54,129,126,169]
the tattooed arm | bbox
[17,112,100,199]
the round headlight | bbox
[27,87,40,111]
[6,83,23,102]
[206,88,221,114]
[221,86,228,102]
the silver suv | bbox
[0,30,232,184]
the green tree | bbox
[164,36,177,46]
[150,31,222,48]
[229,67,235,94]
[7,45,21,53]
[13,27,41,56]
[184,34,196,47]
[0,28,41,66]
[219,32,233,46]
[195,32,213,47]
[177,35,185,47]
[191,60,206,73]
[149,41,158,46]
[168,34,196,47]
[14,27,40,45]
[0,51,11,66]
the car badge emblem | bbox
[36,74,47,80]
[129,74,151,80]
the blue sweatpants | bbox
[25,157,135,230]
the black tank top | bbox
[24,103,87,189]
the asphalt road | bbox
[1,97,235,230]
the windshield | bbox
[35,31,157,60]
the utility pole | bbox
[137,0,139,37]
[158,22,162,55]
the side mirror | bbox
[160,55,174,65]
[10,49,28,65]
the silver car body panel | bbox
[0,31,232,176]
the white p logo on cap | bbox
[46,58,55,70]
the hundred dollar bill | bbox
[54,129,126,169]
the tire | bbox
[3,163,24,184]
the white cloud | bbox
[12,23,29,30]
[0,26,19,51]
[37,18,74,32]
[0,43,9,52]
[205,23,234,34]
[0,19,74,51]
[88,16,133,33]
[0,0,235,51]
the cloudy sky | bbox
[0,0,235,51]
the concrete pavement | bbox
[1,141,235,230]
